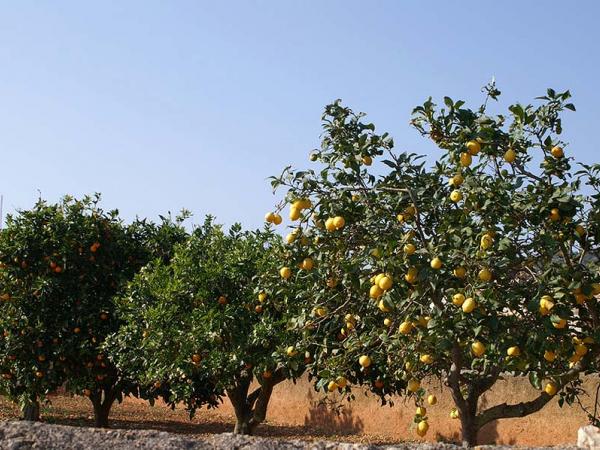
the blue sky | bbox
[1,1,598,230]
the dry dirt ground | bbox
[0,395,574,450]
[0,394,406,446]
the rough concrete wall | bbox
[0,420,578,450]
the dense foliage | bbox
[108,218,305,434]
[265,85,600,445]
[0,195,188,425]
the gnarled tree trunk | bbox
[21,399,40,421]
[447,341,585,447]
[227,371,284,435]
[89,388,117,428]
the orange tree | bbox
[0,195,188,425]
[106,218,305,435]
[265,85,600,446]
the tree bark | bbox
[476,363,584,429]
[89,389,116,428]
[22,400,40,421]
[447,343,483,447]
[459,407,479,447]
[227,371,285,435]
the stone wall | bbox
[0,420,578,450]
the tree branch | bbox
[476,363,583,428]
[446,343,467,412]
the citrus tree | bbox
[0,195,188,426]
[107,218,305,435]
[265,85,600,446]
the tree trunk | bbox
[89,389,116,428]
[227,373,282,435]
[448,374,480,447]
[459,412,479,447]
[22,400,40,421]
[233,409,253,435]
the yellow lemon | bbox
[359,355,372,368]
[551,146,564,158]
[460,152,472,167]
[405,267,419,284]
[404,243,416,255]
[451,173,464,186]
[539,295,554,313]
[544,382,558,396]
[544,350,556,362]
[407,378,421,392]
[507,346,521,357]
[430,257,443,270]
[504,148,516,163]
[378,275,393,291]
[378,299,392,313]
[301,258,314,271]
[427,394,437,406]
[452,293,465,306]
[420,354,434,364]
[480,233,493,250]
[453,266,467,278]
[466,140,481,155]
[416,420,429,437]
[478,268,492,282]
[370,284,384,299]
[462,297,476,313]
[314,306,327,317]
[325,217,336,232]
[399,321,413,335]
[471,341,486,357]
[280,267,292,279]
[333,216,345,230]
[450,190,463,203]
[289,207,301,221]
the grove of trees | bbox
[1,85,598,446]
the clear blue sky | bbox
[1,1,599,230]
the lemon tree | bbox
[107,218,304,435]
[267,85,600,446]
[0,195,188,425]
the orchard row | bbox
[2,85,599,446]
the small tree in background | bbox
[107,218,305,435]
[266,85,600,446]
[0,195,188,426]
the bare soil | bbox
[0,394,403,446]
